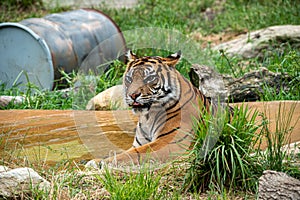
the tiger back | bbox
[89,51,213,167]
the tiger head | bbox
[123,50,182,112]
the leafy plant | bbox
[184,104,263,192]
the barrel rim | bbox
[0,22,55,90]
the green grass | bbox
[260,49,300,101]
[183,102,300,196]
[100,0,300,34]
[258,102,300,178]
[99,0,215,33]
[0,0,300,199]
[98,166,164,200]
[1,103,299,199]
[2,0,300,34]
[0,0,43,8]
[1,0,299,108]
[212,47,300,101]
[200,0,300,35]
[0,61,125,110]
[184,105,263,193]
[1,46,298,109]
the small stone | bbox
[0,167,50,197]
[85,160,99,169]
[0,96,24,107]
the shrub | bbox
[184,104,263,192]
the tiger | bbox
[86,50,216,168]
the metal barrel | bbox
[0,9,126,90]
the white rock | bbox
[85,160,99,169]
[0,95,24,107]
[213,25,300,59]
[0,166,10,173]
[0,167,50,197]
[86,85,128,110]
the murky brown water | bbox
[0,109,137,164]
[0,101,299,165]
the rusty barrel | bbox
[0,9,126,90]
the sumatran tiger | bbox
[86,50,217,168]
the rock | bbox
[190,65,292,102]
[281,141,300,159]
[0,166,10,173]
[258,170,300,200]
[85,160,99,169]
[0,96,24,108]
[86,85,128,110]
[0,167,50,198]
[213,25,300,59]
[189,64,228,101]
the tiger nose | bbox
[129,92,141,100]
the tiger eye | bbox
[143,75,157,84]
[125,75,133,83]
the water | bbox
[0,109,137,165]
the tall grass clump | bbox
[98,166,163,200]
[184,105,263,193]
[258,102,300,178]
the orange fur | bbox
[92,51,212,167]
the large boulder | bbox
[259,170,300,200]
[86,85,127,110]
[213,25,300,58]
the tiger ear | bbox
[164,50,181,66]
[126,50,138,62]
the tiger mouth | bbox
[131,102,152,109]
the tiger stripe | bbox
[156,127,180,139]
[90,50,226,167]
